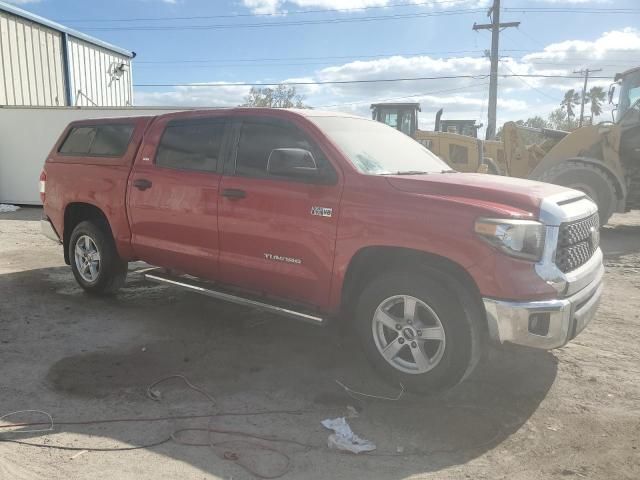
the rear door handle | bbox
[133,178,153,191]
[221,188,246,200]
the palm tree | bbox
[561,89,581,119]
[587,86,606,122]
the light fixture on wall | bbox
[108,62,129,86]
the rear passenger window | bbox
[155,120,225,172]
[59,124,134,157]
[90,125,135,156]
[59,127,96,155]
[235,120,330,179]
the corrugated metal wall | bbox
[0,9,133,107]
[68,37,133,107]
[0,9,66,106]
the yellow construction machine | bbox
[528,66,640,224]
[371,103,508,174]
[371,66,640,224]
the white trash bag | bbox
[321,417,376,454]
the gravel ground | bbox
[0,207,638,480]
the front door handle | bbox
[221,188,246,200]
[133,178,153,191]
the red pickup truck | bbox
[40,108,604,392]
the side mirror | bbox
[608,83,617,105]
[267,148,319,178]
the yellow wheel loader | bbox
[371,103,507,174]
[371,67,640,224]
[528,67,640,224]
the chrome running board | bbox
[144,269,326,326]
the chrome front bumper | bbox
[41,217,61,243]
[483,258,604,349]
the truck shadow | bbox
[1,266,558,479]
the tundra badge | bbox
[264,253,302,265]
[311,206,333,218]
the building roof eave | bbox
[0,0,134,59]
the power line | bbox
[57,4,640,24]
[135,49,497,64]
[499,60,560,102]
[81,9,486,31]
[56,0,476,23]
[316,82,490,108]
[504,7,640,14]
[133,51,638,66]
[133,73,611,88]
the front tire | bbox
[69,221,127,295]
[535,161,617,225]
[354,270,480,393]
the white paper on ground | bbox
[0,204,20,213]
[321,417,376,454]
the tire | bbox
[69,220,127,295]
[535,161,617,225]
[354,270,481,394]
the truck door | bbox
[127,115,230,280]
[218,116,342,307]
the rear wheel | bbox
[69,221,127,295]
[354,271,480,393]
[536,161,617,225]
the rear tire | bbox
[535,161,617,225]
[354,270,480,394]
[69,221,127,295]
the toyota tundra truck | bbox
[40,108,604,392]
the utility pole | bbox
[473,0,520,140]
[574,68,603,127]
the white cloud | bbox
[2,0,41,4]
[240,0,607,15]
[135,27,639,129]
[240,0,489,14]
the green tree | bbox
[561,89,581,119]
[241,85,309,108]
[516,116,549,129]
[586,86,606,122]
[548,107,578,131]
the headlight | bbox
[474,218,546,261]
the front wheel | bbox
[355,271,480,393]
[535,161,617,226]
[69,221,127,295]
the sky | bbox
[6,0,640,132]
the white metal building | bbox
[0,1,134,107]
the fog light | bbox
[528,313,551,336]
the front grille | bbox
[555,213,600,273]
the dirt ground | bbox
[0,207,638,480]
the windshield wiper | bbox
[381,170,429,175]
[440,169,457,173]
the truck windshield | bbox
[309,116,449,175]
[617,69,640,123]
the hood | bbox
[385,173,577,217]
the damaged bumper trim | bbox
[483,263,603,349]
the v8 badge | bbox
[311,206,333,218]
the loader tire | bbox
[535,161,617,226]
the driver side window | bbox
[234,119,334,181]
